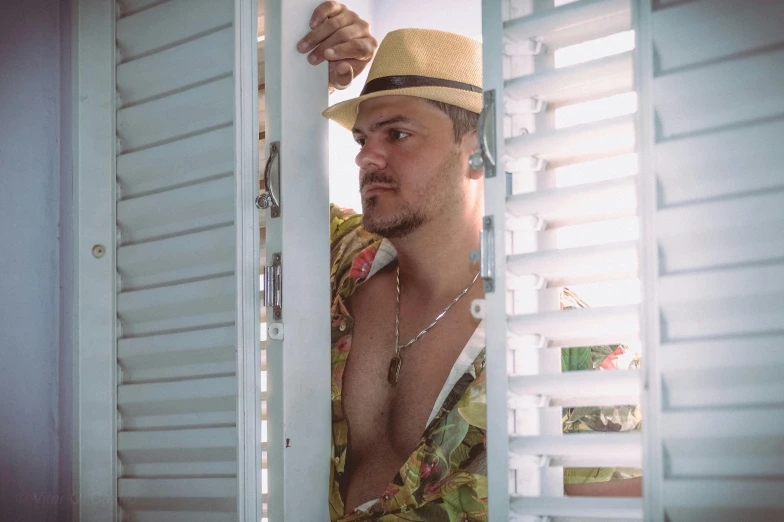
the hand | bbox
[297,1,378,92]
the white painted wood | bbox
[638,0,784,519]
[510,433,642,468]
[117,176,234,244]
[508,305,639,348]
[508,241,638,287]
[507,176,637,228]
[506,113,635,163]
[510,369,641,405]
[117,226,234,290]
[263,0,331,520]
[117,126,234,197]
[117,76,234,152]
[117,27,233,106]
[505,0,631,49]
[506,50,633,106]
[655,117,784,206]
[116,0,233,61]
[654,47,784,139]
[652,0,784,74]
[483,0,511,519]
[510,496,643,519]
[74,0,118,520]
[117,276,235,336]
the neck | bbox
[389,210,483,303]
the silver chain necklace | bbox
[388,265,481,386]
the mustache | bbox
[360,171,397,190]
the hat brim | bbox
[322,85,482,130]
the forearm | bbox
[564,477,642,497]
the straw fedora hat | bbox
[322,28,483,130]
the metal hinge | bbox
[264,253,282,320]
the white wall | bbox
[0,0,72,520]
[327,0,482,210]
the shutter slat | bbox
[117,276,234,337]
[118,226,234,290]
[510,369,640,407]
[117,77,233,152]
[656,117,784,206]
[654,47,784,139]
[653,0,784,74]
[123,411,236,431]
[119,427,236,464]
[118,28,233,107]
[658,335,784,370]
[508,305,639,348]
[117,176,234,244]
[507,177,637,228]
[117,127,234,198]
[665,438,784,479]
[662,480,784,519]
[119,326,235,381]
[505,114,635,164]
[510,433,642,468]
[662,408,784,440]
[510,496,643,519]
[504,0,631,49]
[506,51,632,106]
[116,0,233,61]
[508,241,637,287]
[122,510,235,522]
[118,478,236,511]
[118,376,236,417]
[665,366,784,410]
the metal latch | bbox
[264,253,282,320]
[480,216,495,293]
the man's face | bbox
[352,96,474,238]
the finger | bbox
[298,10,357,55]
[323,36,375,62]
[309,1,345,29]
[329,60,357,90]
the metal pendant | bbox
[388,355,402,386]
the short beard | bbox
[362,199,427,238]
[360,148,463,239]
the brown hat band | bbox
[360,74,483,96]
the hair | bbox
[427,100,480,143]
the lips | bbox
[361,184,395,197]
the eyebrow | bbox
[352,116,421,136]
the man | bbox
[299,4,642,520]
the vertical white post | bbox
[73,0,117,520]
[635,1,663,520]
[264,0,331,520]
[483,0,512,519]
[236,0,263,520]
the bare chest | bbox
[341,272,480,459]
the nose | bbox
[355,136,388,172]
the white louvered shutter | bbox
[75,0,261,520]
[481,0,643,520]
[637,1,784,521]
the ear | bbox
[461,129,484,180]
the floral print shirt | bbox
[328,206,641,521]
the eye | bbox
[390,129,410,141]
[355,137,366,147]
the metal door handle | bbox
[255,141,281,217]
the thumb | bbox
[331,61,355,90]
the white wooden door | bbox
[481,0,643,520]
[637,1,784,520]
[75,0,261,520]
